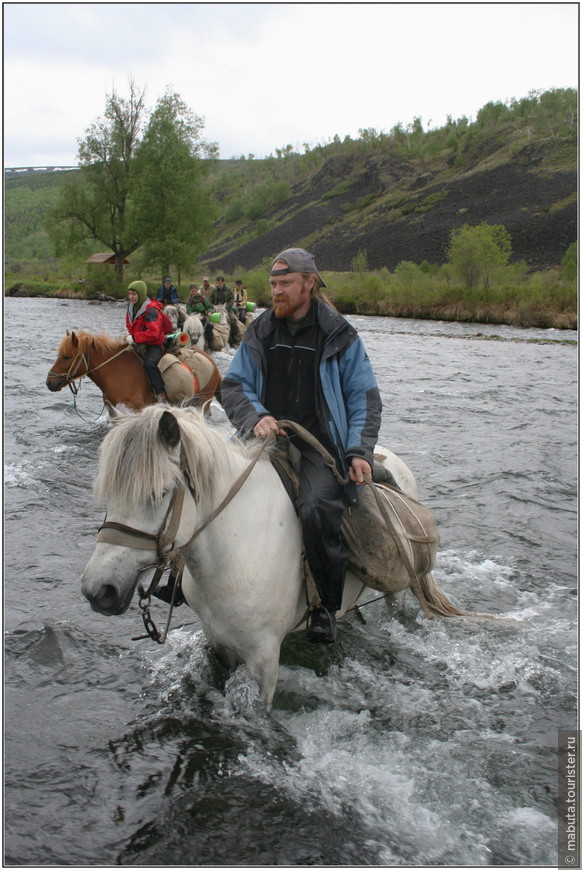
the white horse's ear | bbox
[105,401,125,422]
[159,410,181,449]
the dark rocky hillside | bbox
[5,89,577,278]
[200,138,576,274]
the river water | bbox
[4,298,577,867]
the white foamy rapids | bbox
[141,627,212,701]
[133,541,570,867]
[234,701,554,865]
[136,580,563,864]
[4,462,36,488]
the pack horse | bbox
[46,330,221,413]
[81,405,465,713]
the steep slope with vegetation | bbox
[199,89,576,273]
[4,88,577,332]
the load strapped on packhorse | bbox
[157,332,223,405]
[270,421,459,618]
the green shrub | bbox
[272,181,291,204]
[246,196,269,220]
[84,267,127,298]
[224,199,244,223]
[351,249,369,273]
[240,267,271,306]
[254,219,272,237]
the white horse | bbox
[180,313,206,350]
[80,405,453,712]
[163,305,207,350]
[163,304,187,331]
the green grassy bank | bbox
[5,265,577,331]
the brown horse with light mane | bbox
[46,330,221,413]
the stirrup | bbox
[306,606,337,644]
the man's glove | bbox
[125,334,134,344]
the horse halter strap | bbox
[47,349,90,393]
[95,435,273,562]
[96,485,186,560]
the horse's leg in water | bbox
[385,589,407,613]
[211,636,281,713]
[245,637,283,714]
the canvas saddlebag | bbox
[173,347,216,393]
[157,353,196,403]
[341,482,440,594]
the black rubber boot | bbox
[153,572,185,606]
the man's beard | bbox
[272,295,295,318]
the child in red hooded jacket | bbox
[126,280,168,402]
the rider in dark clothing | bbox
[156,277,180,306]
[221,248,382,643]
[211,277,238,344]
[209,276,234,307]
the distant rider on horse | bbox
[156,277,180,306]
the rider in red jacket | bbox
[126,280,168,402]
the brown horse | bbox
[46,330,221,413]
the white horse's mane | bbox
[95,405,261,508]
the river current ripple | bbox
[4,298,577,866]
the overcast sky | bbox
[3,2,579,167]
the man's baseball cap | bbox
[270,248,326,287]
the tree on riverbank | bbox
[131,90,218,280]
[45,81,216,282]
[448,223,512,292]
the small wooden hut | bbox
[85,253,130,266]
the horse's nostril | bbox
[92,584,119,614]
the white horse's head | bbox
[212,304,230,327]
[182,313,205,349]
[81,406,235,615]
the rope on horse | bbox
[278,420,452,619]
